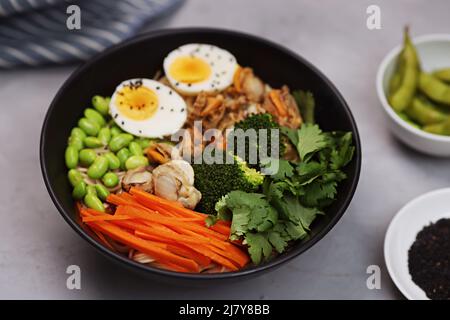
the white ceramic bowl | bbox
[377,34,450,156]
[384,188,450,300]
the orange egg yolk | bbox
[169,56,211,83]
[115,86,158,121]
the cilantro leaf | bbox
[330,132,355,170]
[296,124,327,160]
[292,90,315,124]
[245,233,273,265]
[261,158,294,180]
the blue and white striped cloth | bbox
[0,0,183,68]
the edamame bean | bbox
[68,135,84,151]
[70,127,86,140]
[404,96,449,125]
[78,117,100,136]
[65,145,78,169]
[68,169,83,187]
[86,184,97,195]
[109,133,134,152]
[388,28,420,112]
[72,181,87,200]
[84,108,106,127]
[98,127,111,145]
[104,152,120,170]
[125,155,149,170]
[92,95,109,116]
[433,68,450,83]
[419,72,450,106]
[84,136,103,148]
[84,193,105,212]
[117,148,131,170]
[110,125,123,137]
[87,156,109,179]
[95,184,110,201]
[129,141,143,156]
[102,172,119,188]
[136,138,152,149]
[423,118,450,136]
[79,149,97,166]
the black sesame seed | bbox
[161,106,164,110]
[187,83,192,87]
[169,90,172,95]
[181,108,185,112]
[175,82,179,86]
[205,53,209,58]
[210,62,215,66]
[121,121,125,125]
[211,84,215,88]
[156,86,160,90]
[229,57,233,62]
[114,114,118,119]
[139,130,142,134]
[170,108,174,112]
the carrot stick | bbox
[85,220,200,272]
[92,229,116,252]
[151,261,191,273]
[82,214,131,222]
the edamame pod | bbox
[129,141,143,156]
[84,136,103,148]
[98,127,111,145]
[419,72,450,106]
[65,146,78,169]
[72,181,87,200]
[136,138,152,149]
[68,169,83,187]
[117,148,131,170]
[433,68,450,83]
[102,172,119,188]
[423,118,450,136]
[79,149,97,166]
[388,28,420,112]
[84,108,106,127]
[110,125,123,137]
[70,127,87,140]
[86,184,97,195]
[95,184,110,201]
[104,152,120,170]
[87,155,109,179]
[84,193,105,212]
[125,155,149,170]
[92,95,109,116]
[68,135,84,151]
[109,133,134,152]
[397,112,421,129]
[78,117,100,136]
[404,96,449,125]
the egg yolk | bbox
[115,86,158,121]
[169,56,211,83]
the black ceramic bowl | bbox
[40,28,361,282]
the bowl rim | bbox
[40,27,362,280]
[376,33,450,143]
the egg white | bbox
[163,43,238,95]
[109,78,187,138]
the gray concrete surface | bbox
[1,0,449,299]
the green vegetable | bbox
[72,181,87,200]
[65,146,78,169]
[87,155,109,179]
[110,125,123,137]
[78,117,100,136]
[282,123,327,161]
[233,113,284,166]
[70,127,87,141]
[125,155,149,170]
[117,148,131,170]
[129,141,143,156]
[423,117,450,136]
[79,149,97,166]
[83,136,103,148]
[95,184,110,201]
[433,68,450,83]
[136,138,152,149]
[68,135,84,151]
[102,172,119,188]
[404,96,449,125]
[98,127,111,145]
[419,72,450,106]
[68,169,83,187]
[192,151,264,214]
[388,27,420,112]
[84,193,105,212]
[104,152,120,170]
[292,90,315,124]
[92,95,109,116]
[109,133,134,152]
[84,108,106,127]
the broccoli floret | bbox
[233,113,286,166]
[192,153,264,214]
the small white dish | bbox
[384,188,450,300]
[377,33,450,156]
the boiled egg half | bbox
[109,78,187,138]
[163,43,238,95]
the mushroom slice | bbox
[121,167,153,193]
